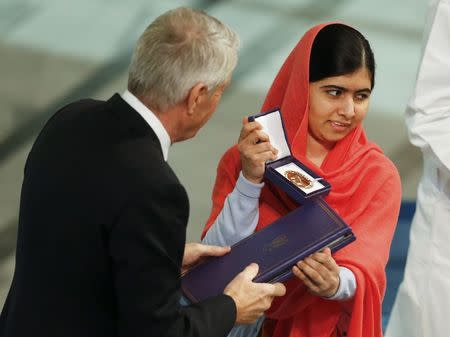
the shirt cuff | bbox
[235,171,264,199]
[323,266,356,301]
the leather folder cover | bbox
[182,198,355,303]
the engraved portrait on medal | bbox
[284,170,314,189]
[274,163,325,194]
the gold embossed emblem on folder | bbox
[284,170,313,189]
[263,234,289,253]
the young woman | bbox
[202,23,401,337]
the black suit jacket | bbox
[0,94,236,337]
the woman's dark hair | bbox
[309,24,375,88]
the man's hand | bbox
[224,263,286,324]
[292,248,340,298]
[237,118,278,184]
[182,243,231,274]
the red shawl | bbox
[202,23,401,337]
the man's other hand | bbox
[182,243,231,274]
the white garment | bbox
[385,1,450,336]
[121,90,171,161]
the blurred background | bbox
[0,0,427,328]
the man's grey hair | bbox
[128,7,240,112]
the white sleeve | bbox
[323,267,357,301]
[406,0,450,171]
[202,171,264,246]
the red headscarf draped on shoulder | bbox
[203,23,401,337]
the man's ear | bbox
[186,82,208,116]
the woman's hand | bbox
[292,248,340,298]
[237,118,278,184]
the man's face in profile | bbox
[185,77,231,140]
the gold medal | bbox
[284,170,313,189]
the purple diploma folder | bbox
[181,198,355,303]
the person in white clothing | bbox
[385,1,450,336]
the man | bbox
[0,7,285,337]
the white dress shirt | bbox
[121,90,171,161]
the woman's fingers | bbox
[292,266,321,293]
[297,259,326,286]
[238,121,262,142]
[310,249,339,272]
[241,129,271,147]
[238,123,278,183]
[294,252,340,297]
[241,144,278,162]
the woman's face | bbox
[308,67,372,149]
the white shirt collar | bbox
[121,90,171,161]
